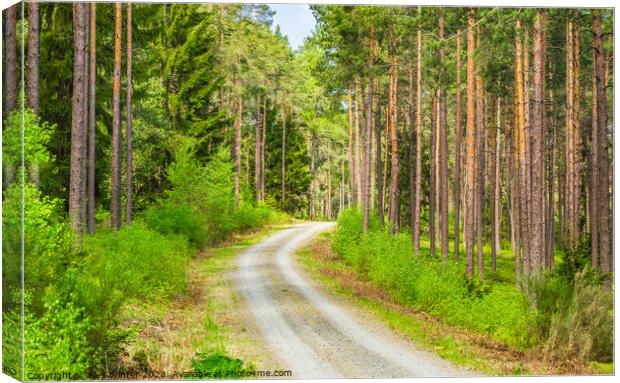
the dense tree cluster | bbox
[309,6,613,282]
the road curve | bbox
[236,222,471,378]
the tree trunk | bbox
[255,94,262,202]
[340,159,345,214]
[475,40,484,279]
[281,105,287,208]
[495,98,502,266]
[363,26,375,233]
[407,54,415,237]
[387,29,399,234]
[348,84,356,205]
[81,6,89,230]
[516,19,529,278]
[219,4,225,114]
[509,92,522,283]
[413,6,423,254]
[546,87,556,269]
[69,3,89,232]
[593,9,612,279]
[327,155,332,219]
[87,2,96,234]
[376,78,384,227]
[27,1,39,114]
[261,96,267,200]
[234,70,242,209]
[465,9,476,276]
[522,28,532,274]
[530,10,545,271]
[429,96,437,256]
[565,16,582,253]
[125,3,133,225]
[110,3,122,230]
[354,78,362,205]
[4,4,17,116]
[309,134,317,219]
[438,13,449,260]
[590,54,599,269]
[454,29,462,262]
[490,97,498,272]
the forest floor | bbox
[297,230,612,376]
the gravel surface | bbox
[236,222,473,378]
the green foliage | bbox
[334,209,530,348]
[146,204,206,247]
[25,294,93,379]
[82,224,191,301]
[2,109,55,183]
[164,3,227,149]
[524,268,613,364]
[191,353,252,379]
[334,208,613,363]
[2,309,22,380]
[147,141,286,247]
[22,223,191,377]
[2,183,75,312]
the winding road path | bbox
[236,222,471,378]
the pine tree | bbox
[27,2,40,114]
[69,3,89,232]
[125,3,133,225]
[3,4,17,116]
[111,2,122,230]
[464,9,476,277]
[453,29,462,262]
[87,2,96,234]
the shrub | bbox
[146,203,208,248]
[191,352,252,379]
[2,109,54,181]
[161,143,235,245]
[333,208,529,348]
[82,224,191,301]
[25,293,93,379]
[156,142,286,247]
[525,268,613,363]
[2,183,75,313]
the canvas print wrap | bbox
[1,1,614,380]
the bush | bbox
[191,353,252,379]
[82,224,191,301]
[152,142,286,247]
[333,208,613,362]
[333,208,528,348]
[146,204,208,248]
[2,183,75,313]
[525,268,613,363]
[25,293,93,379]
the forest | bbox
[1,1,615,379]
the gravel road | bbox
[236,222,473,378]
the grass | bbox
[118,224,291,377]
[297,230,607,376]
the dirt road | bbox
[236,222,472,378]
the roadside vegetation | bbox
[2,114,287,379]
[305,209,612,374]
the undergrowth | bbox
[2,141,287,379]
[333,208,613,366]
